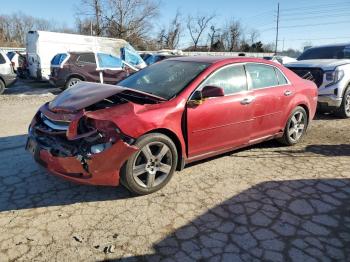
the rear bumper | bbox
[2,73,17,87]
[49,76,66,88]
[28,136,138,186]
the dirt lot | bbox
[0,80,350,261]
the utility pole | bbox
[275,2,280,54]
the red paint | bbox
[29,57,317,186]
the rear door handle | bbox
[284,90,293,96]
[240,96,255,105]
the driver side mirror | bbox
[188,85,225,106]
[201,85,225,98]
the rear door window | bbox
[97,53,123,69]
[245,64,279,89]
[76,53,96,65]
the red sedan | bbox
[26,57,317,195]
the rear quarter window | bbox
[51,54,68,66]
[275,68,288,85]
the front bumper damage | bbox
[27,104,138,186]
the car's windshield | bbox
[118,60,210,100]
[298,46,350,60]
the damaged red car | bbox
[26,57,317,195]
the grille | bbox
[40,113,70,131]
[288,67,324,87]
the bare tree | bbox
[186,13,215,51]
[158,11,182,49]
[223,19,242,51]
[248,29,260,45]
[105,0,159,43]
[76,0,104,35]
[208,25,221,51]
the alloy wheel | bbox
[288,111,306,143]
[132,142,173,189]
[345,93,350,115]
[68,79,80,88]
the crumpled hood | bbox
[285,59,350,71]
[49,82,164,112]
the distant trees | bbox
[0,1,297,54]
[0,12,72,46]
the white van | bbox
[26,31,129,80]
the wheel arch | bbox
[145,128,185,171]
[296,103,310,122]
[66,74,85,82]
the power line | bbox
[279,12,350,22]
[282,36,350,41]
[279,7,350,17]
[260,19,350,32]
[280,1,350,12]
[280,19,350,29]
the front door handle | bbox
[240,96,255,105]
[284,90,293,96]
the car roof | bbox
[68,51,95,55]
[308,43,350,49]
[167,56,269,64]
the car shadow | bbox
[0,134,132,212]
[3,79,61,95]
[228,143,350,159]
[120,178,350,261]
[313,112,343,121]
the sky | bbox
[1,0,350,51]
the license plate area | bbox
[26,138,37,156]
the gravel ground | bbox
[0,81,350,261]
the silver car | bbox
[0,49,17,94]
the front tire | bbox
[278,106,308,146]
[335,87,350,118]
[121,133,178,195]
[0,80,5,95]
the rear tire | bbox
[65,77,82,89]
[335,86,350,118]
[121,133,178,195]
[277,106,308,146]
[0,80,5,95]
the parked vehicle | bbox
[26,57,317,195]
[263,56,297,65]
[143,53,182,65]
[26,31,130,80]
[50,51,132,89]
[0,49,17,94]
[6,51,26,72]
[285,43,350,117]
